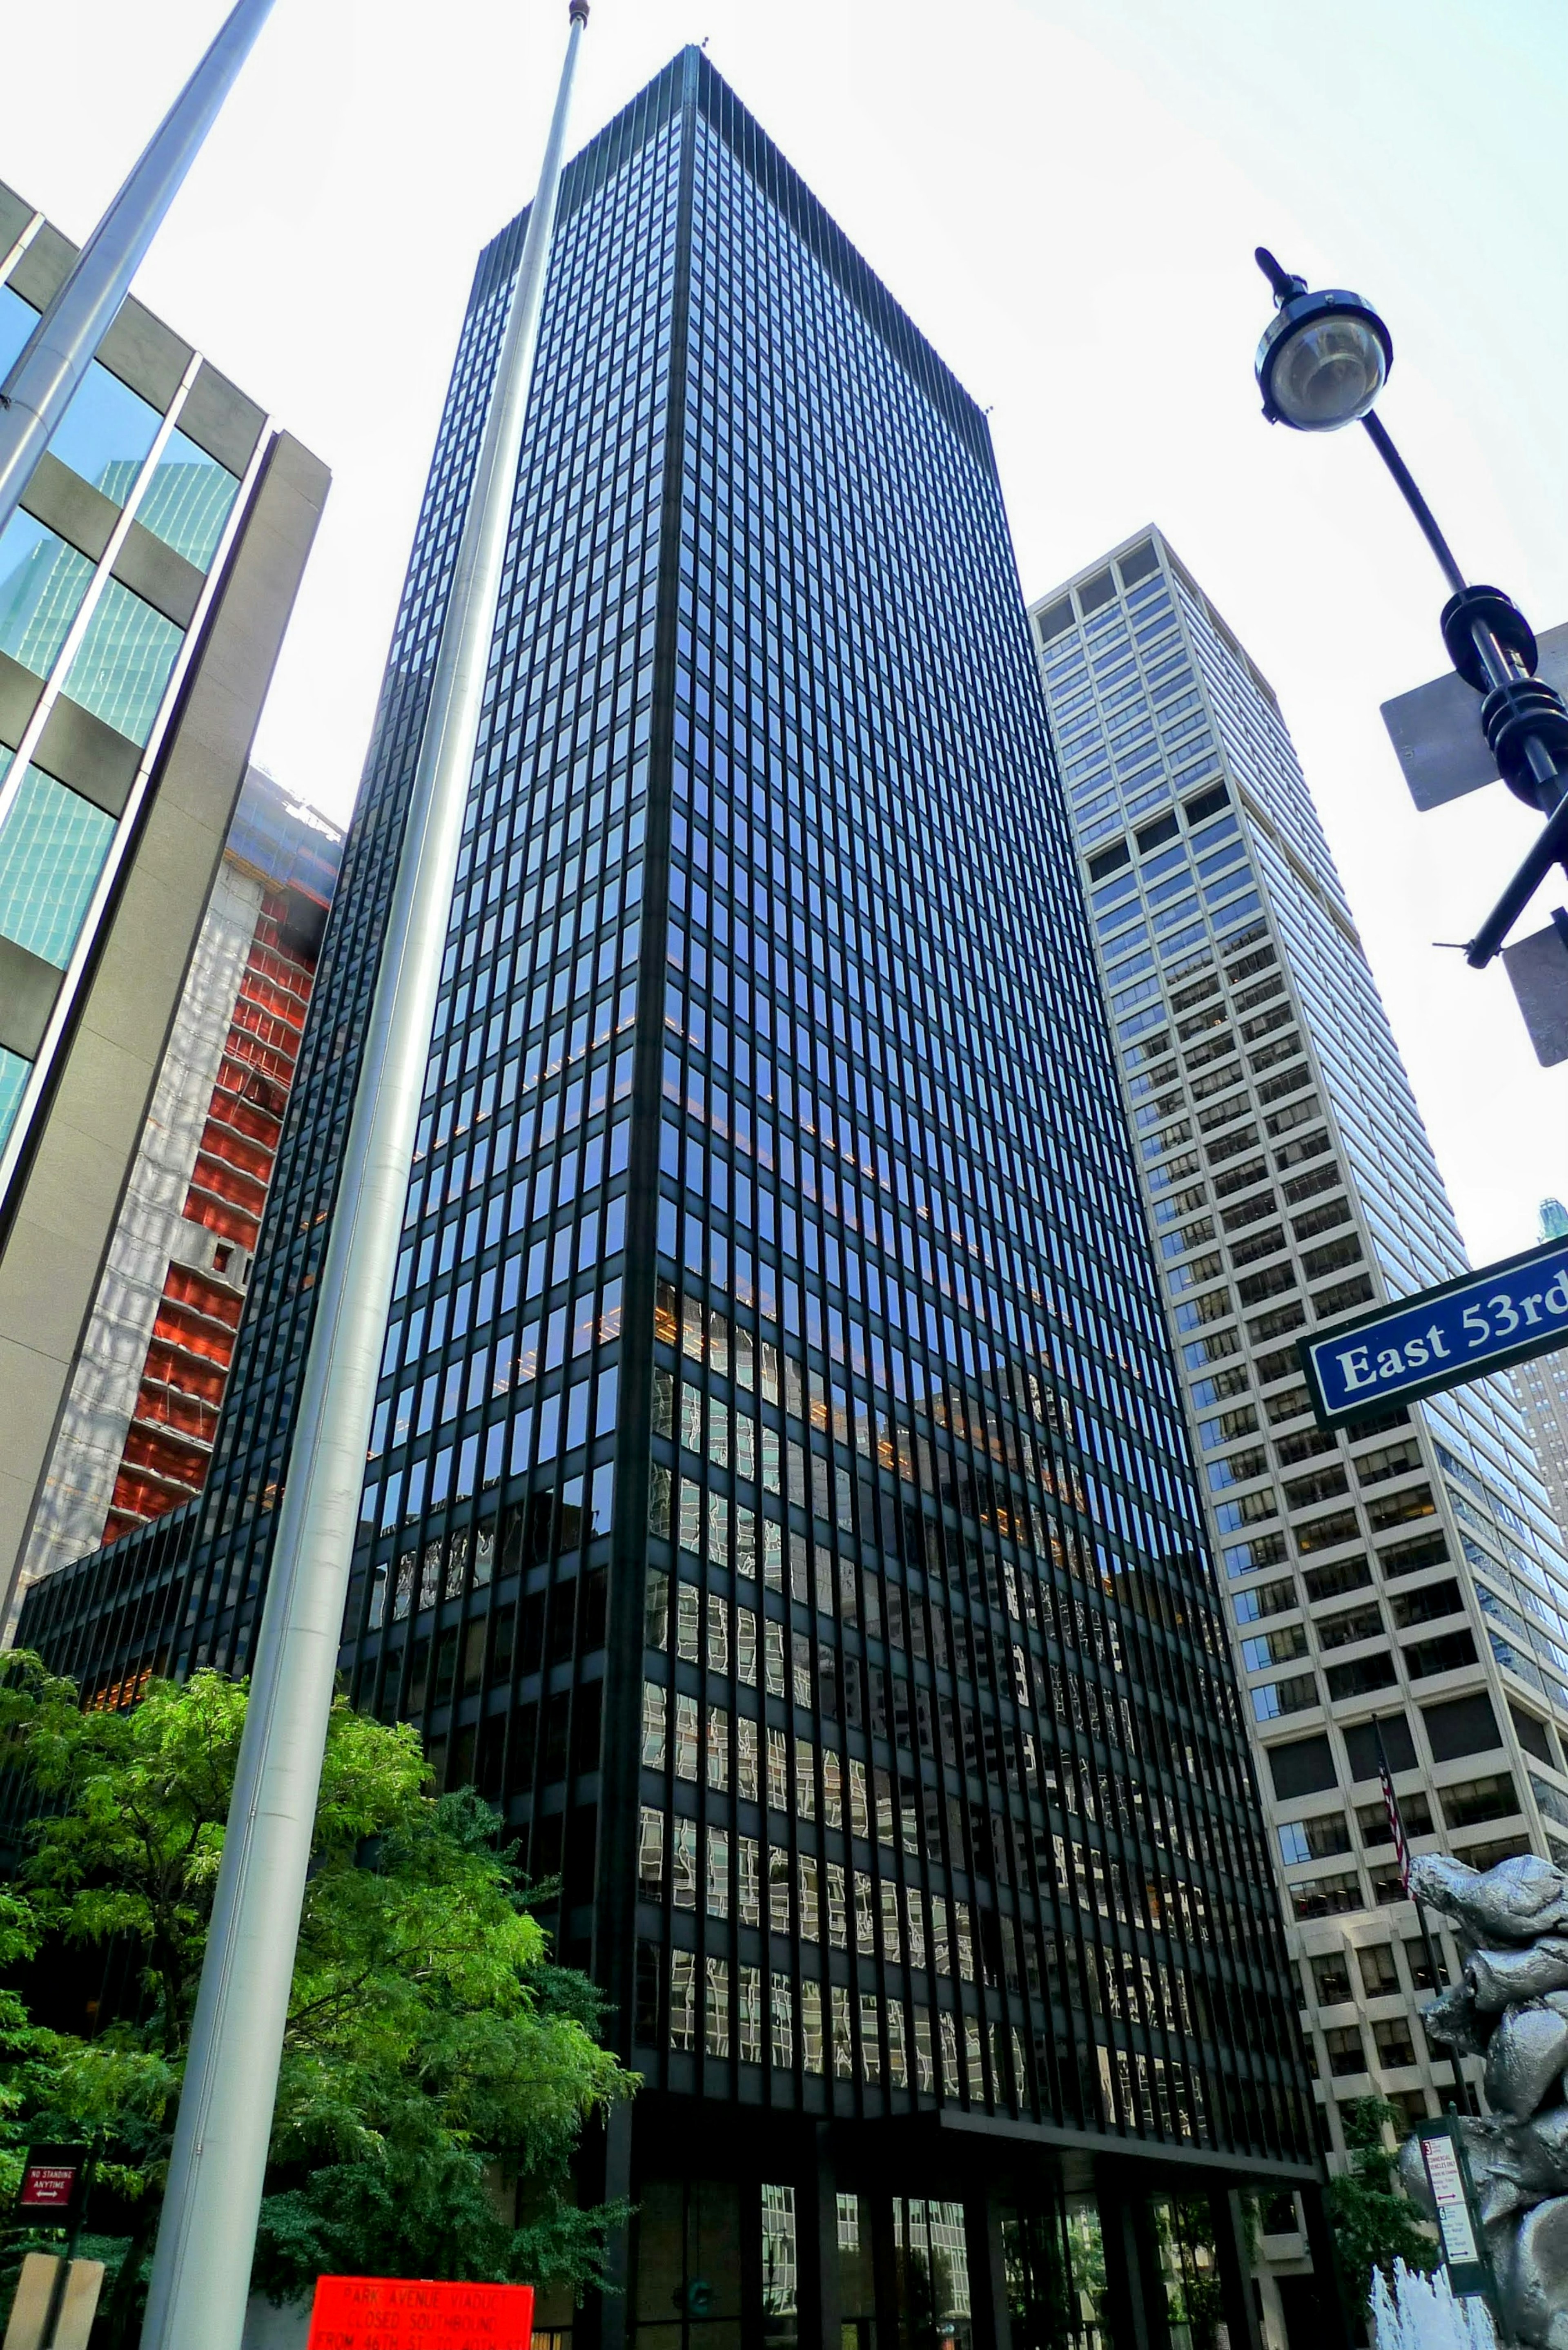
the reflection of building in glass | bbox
[1029,526,1568,2323]
[16,769,341,1603]
[0,349,245,1096]
[0,515,94,681]
[0,173,329,1625]
[1514,1200,1568,1548]
[19,60,1321,2346]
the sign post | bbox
[1415,2113,1500,2320]
[1298,1232,1568,1429]
[1381,625,1568,1067]
[7,2146,103,2350]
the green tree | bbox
[0,1654,633,2346]
[1325,2096,1440,2321]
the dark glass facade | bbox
[18,52,1320,2348]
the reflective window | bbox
[0,763,114,967]
[0,513,94,680]
[0,284,38,382]
[0,1043,28,1143]
[64,577,182,742]
[138,428,241,570]
[46,359,162,499]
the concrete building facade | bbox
[0,177,330,1629]
[1514,1202,1568,1548]
[1028,528,1568,2316]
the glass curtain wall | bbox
[0,268,244,1162]
[16,51,1315,2262]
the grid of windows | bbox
[19,59,1312,2177]
[0,260,248,1168]
[1032,526,1568,2160]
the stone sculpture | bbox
[1395,1852,1568,2347]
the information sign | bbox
[306,2278,534,2350]
[1299,1233,1568,1428]
[1416,2120,1492,2301]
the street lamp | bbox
[1252,247,1568,977]
[1254,262,1390,431]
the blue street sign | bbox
[1300,1233,1568,1428]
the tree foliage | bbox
[1325,2096,1441,2319]
[0,1655,633,2343]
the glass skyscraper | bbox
[19,60,1322,2348]
[1029,528,1568,2310]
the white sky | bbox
[2,0,1563,1266]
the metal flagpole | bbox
[0,0,276,546]
[138,8,591,2346]
[1372,1715,1476,2116]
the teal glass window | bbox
[0,1044,29,1152]
[138,429,241,571]
[0,284,38,382]
[47,360,162,499]
[0,513,94,681]
[0,764,115,967]
[64,578,182,744]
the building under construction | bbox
[14,766,341,1617]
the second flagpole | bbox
[138,9,592,2346]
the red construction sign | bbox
[306,2278,534,2350]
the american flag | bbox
[1375,1720,1412,1894]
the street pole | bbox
[0,0,276,546]
[137,8,591,2347]
[1252,250,1568,983]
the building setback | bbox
[0,176,329,1625]
[14,767,341,1614]
[1028,528,1568,2306]
[18,61,1323,2348]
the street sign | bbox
[1503,912,1568,1066]
[14,2147,90,2224]
[306,2278,535,2350]
[1381,621,1568,810]
[1415,2119,1494,2303]
[1299,1232,1568,1428]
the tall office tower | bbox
[14,766,341,1614]
[19,60,1321,2348]
[1514,1200,1568,1545]
[0,176,329,1621]
[1028,532,1568,2199]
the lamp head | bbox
[1254,248,1392,432]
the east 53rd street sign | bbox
[1300,1232,1568,1429]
